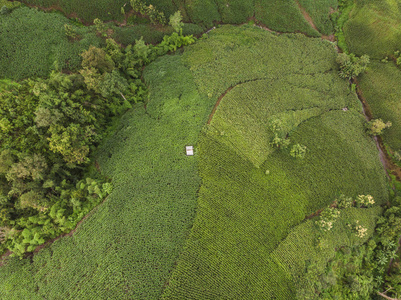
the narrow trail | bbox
[207,86,234,124]
[353,78,401,181]
[295,0,319,33]
[294,0,335,42]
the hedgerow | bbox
[161,25,388,299]
[333,0,354,53]
[112,23,203,46]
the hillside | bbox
[1,0,401,299]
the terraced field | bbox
[0,13,392,299]
[0,54,216,299]
[159,25,387,299]
[0,7,101,80]
[344,0,401,58]
[359,61,401,151]
[16,0,337,36]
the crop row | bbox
[161,26,388,299]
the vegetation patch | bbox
[344,0,401,58]
[297,0,338,35]
[0,53,216,299]
[0,7,102,80]
[359,61,401,151]
[161,25,388,299]
[18,0,126,23]
[254,0,320,36]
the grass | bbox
[0,54,216,299]
[344,0,401,58]
[161,25,388,299]
[0,7,101,80]
[359,61,401,151]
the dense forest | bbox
[1,0,401,299]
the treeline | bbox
[0,15,195,257]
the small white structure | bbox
[186,146,194,156]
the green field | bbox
[0,2,396,297]
[0,7,101,80]
[298,0,338,35]
[0,54,216,299]
[344,0,401,58]
[359,61,401,151]
[159,25,388,299]
[15,0,338,36]
[18,0,127,23]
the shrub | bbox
[290,143,307,159]
[130,0,166,25]
[365,118,392,136]
[355,194,375,208]
[64,24,78,40]
[169,10,183,33]
[93,18,107,37]
[0,5,8,15]
[336,194,354,208]
[337,53,370,80]
[316,207,341,231]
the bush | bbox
[290,143,307,159]
[337,53,370,80]
[365,118,392,136]
[336,194,354,208]
[0,5,8,15]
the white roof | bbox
[186,146,194,156]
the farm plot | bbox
[16,0,337,36]
[359,61,401,151]
[0,55,216,299]
[161,25,388,299]
[297,0,338,35]
[0,7,101,80]
[343,0,401,58]
[17,0,126,23]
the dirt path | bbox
[353,78,401,181]
[295,0,319,33]
[207,86,234,124]
[294,0,335,42]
